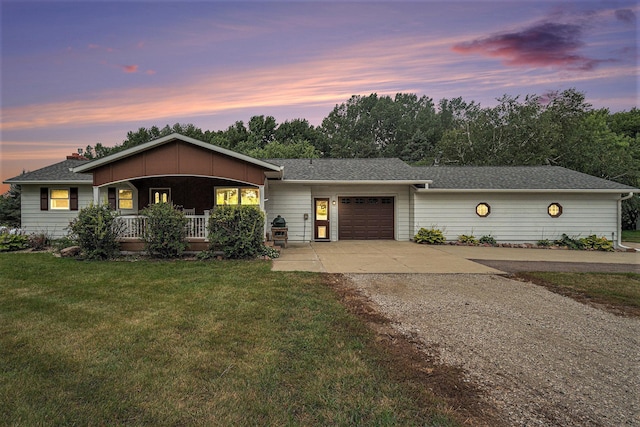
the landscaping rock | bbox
[60,246,81,257]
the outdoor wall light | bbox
[476,202,490,217]
[548,203,563,218]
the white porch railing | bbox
[118,214,209,240]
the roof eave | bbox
[278,179,433,185]
[415,188,637,193]
[3,179,93,185]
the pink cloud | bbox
[122,64,139,73]
[453,22,603,71]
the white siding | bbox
[20,184,93,238]
[310,184,412,241]
[266,183,413,242]
[413,192,621,243]
[265,182,312,242]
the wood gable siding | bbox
[92,140,267,186]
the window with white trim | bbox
[50,189,70,210]
[118,189,134,209]
[150,188,171,204]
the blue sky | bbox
[1,0,638,191]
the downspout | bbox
[617,192,635,250]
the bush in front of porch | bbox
[208,205,264,259]
[141,203,189,258]
[68,203,124,260]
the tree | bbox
[84,123,205,159]
[247,115,277,148]
[274,119,327,155]
[319,93,441,161]
[0,184,21,228]
[247,140,319,159]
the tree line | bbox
[2,89,638,229]
[84,89,638,186]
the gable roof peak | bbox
[72,133,281,173]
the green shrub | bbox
[457,234,478,245]
[68,203,124,259]
[554,233,585,250]
[0,233,29,252]
[537,239,553,247]
[413,227,446,244]
[478,235,497,246]
[580,235,614,252]
[140,203,188,258]
[208,205,265,259]
[260,245,280,259]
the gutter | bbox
[412,188,636,194]
[278,179,433,186]
[617,192,637,251]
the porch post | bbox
[259,183,268,241]
[93,186,100,204]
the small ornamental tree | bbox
[140,203,188,258]
[68,203,124,259]
[208,205,265,259]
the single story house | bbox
[4,133,637,248]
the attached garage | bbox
[338,196,394,240]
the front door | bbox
[314,198,330,241]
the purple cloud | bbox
[615,9,636,25]
[453,22,601,71]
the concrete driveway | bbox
[271,241,639,274]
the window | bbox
[118,189,133,209]
[40,187,78,211]
[240,188,260,205]
[151,188,170,204]
[548,203,563,218]
[50,189,70,210]
[215,187,260,206]
[216,188,238,205]
[476,203,490,217]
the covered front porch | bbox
[97,175,264,215]
[117,212,211,252]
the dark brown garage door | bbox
[338,197,394,240]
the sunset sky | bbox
[1,0,638,192]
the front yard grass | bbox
[622,229,640,243]
[517,272,640,317]
[0,253,458,426]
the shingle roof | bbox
[266,158,426,181]
[4,159,92,183]
[416,166,637,191]
[5,155,636,193]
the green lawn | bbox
[622,229,640,243]
[0,253,456,426]
[517,272,640,316]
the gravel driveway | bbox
[345,273,640,426]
